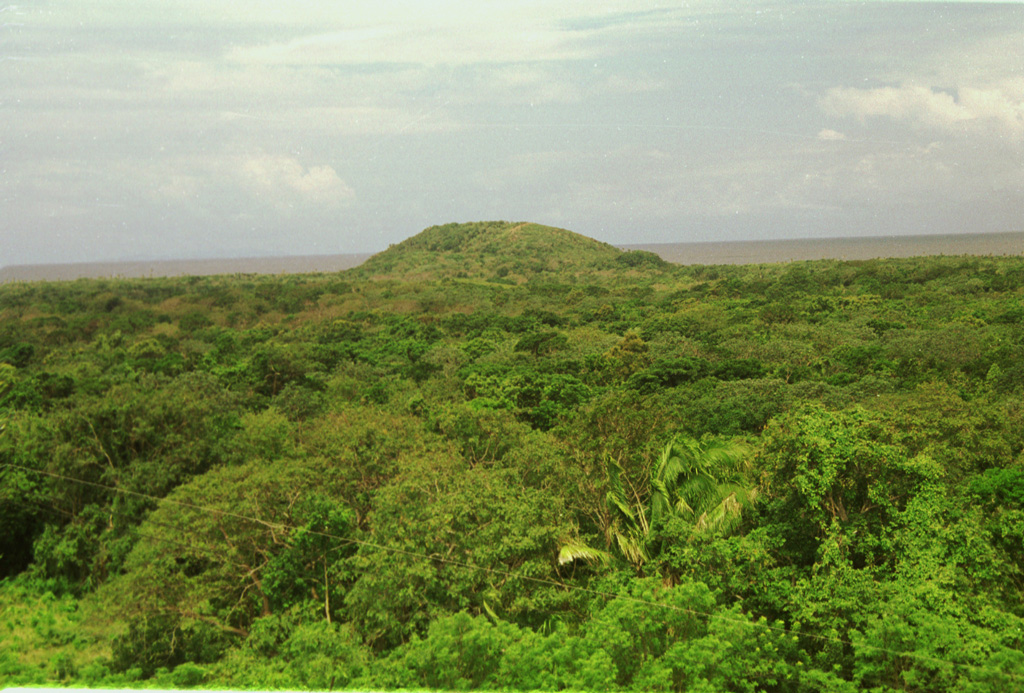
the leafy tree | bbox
[215,615,370,690]
[514,330,567,357]
[102,457,358,677]
[378,612,521,690]
[759,406,936,546]
[602,329,651,381]
[344,450,572,649]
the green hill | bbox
[351,220,666,283]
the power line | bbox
[6,495,254,572]
[2,460,1019,683]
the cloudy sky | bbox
[1,1,1022,265]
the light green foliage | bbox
[218,616,369,690]
[380,612,522,690]
[464,367,591,430]
[0,362,17,402]
[635,608,805,692]
[0,578,99,686]
[583,577,714,686]
[228,406,300,463]
[760,406,933,537]
[852,594,1024,691]
[602,329,652,381]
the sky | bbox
[1,1,1022,266]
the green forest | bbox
[2,221,1023,692]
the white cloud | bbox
[217,104,458,136]
[817,128,846,141]
[219,2,709,68]
[820,82,1024,142]
[226,25,590,68]
[144,152,356,212]
[238,154,355,208]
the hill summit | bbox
[352,221,666,282]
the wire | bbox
[6,495,253,572]
[2,460,1019,683]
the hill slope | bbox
[350,221,666,283]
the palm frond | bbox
[673,496,696,519]
[676,474,718,518]
[616,532,648,568]
[655,438,684,488]
[716,482,759,508]
[700,439,751,472]
[650,477,672,526]
[606,489,636,523]
[483,600,501,622]
[694,493,744,535]
[558,542,613,566]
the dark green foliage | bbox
[178,310,213,332]
[111,615,230,679]
[615,249,668,269]
[402,220,515,253]
[0,343,36,368]
[627,357,710,393]
[462,366,591,430]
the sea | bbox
[1,231,1022,283]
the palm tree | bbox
[559,435,755,573]
[556,456,643,570]
[650,436,755,536]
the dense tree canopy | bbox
[2,222,1023,691]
